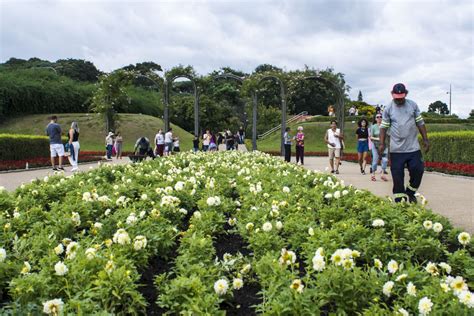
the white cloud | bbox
[1,0,472,116]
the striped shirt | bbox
[381,99,424,153]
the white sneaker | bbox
[71,167,79,172]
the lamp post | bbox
[446,84,452,115]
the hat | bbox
[108,132,114,136]
[391,83,408,98]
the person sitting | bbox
[131,137,155,162]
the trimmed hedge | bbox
[422,131,474,164]
[0,134,67,161]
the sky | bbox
[1,0,473,117]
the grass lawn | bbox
[0,113,194,152]
[257,120,474,153]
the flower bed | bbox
[264,151,474,177]
[0,151,472,315]
[0,151,132,171]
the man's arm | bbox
[379,108,391,154]
[414,103,430,153]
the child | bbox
[173,136,180,153]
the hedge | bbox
[421,131,474,164]
[0,134,67,161]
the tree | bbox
[358,90,363,102]
[428,100,449,115]
[54,59,101,82]
[90,70,135,132]
[469,109,474,119]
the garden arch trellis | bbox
[164,74,199,136]
[213,73,258,151]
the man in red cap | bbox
[379,83,430,203]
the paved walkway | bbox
[0,153,472,233]
[301,157,473,233]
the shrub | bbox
[0,134,68,161]
[422,131,474,164]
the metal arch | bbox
[213,74,258,151]
[165,74,199,136]
[303,75,346,130]
[256,75,287,156]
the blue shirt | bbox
[46,122,62,144]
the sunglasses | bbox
[376,116,382,118]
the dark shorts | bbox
[357,140,369,153]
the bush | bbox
[0,134,67,161]
[422,131,474,164]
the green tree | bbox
[90,70,135,132]
[54,59,101,82]
[357,90,363,102]
[469,109,474,119]
[428,100,449,115]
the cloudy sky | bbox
[1,0,473,116]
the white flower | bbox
[387,259,399,274]
[179,208,188,215]
[66,242,79,259]
[396,274,408,282]
[372,219,385,227]
[282,186,290,193]
[133,235,147,251]
[228,218,237,226]
[207,196,216,206]
[275,221,283,230]
[458,291,474,308]
[43,298,64,315]
[0,248,6,262]
[383,281,394,297]
[54,261,68,276]
[342,190,349,196]
[440,282,450,293]
[458,232,471,246]
[290,279,304,293]
[262,222,272,232]
[324,193,333,199]
[308,227,314,236]
[450,276,468,293]
[71,212,81,226]
[438,262,452,274]
[398,308,409,316]
[174,181,185,191]
[312,254,325,272]
[21,261,31,274]
[113,229,131,245]
[279,248,297,266]
[423,220,433,230]
[85,248,96,260]
[246,222,254,230]
[139,210,146,218]
[126,213,138,225]
[104,208,111,216]
[53,243,64,255]
[418,297,433,316]
[407,282,417,296]
[374,259,383,269]
[233,278,244,290]
[141,193,148,200]
[433,222,443,233]
[240,264,251,274]
[105,260,115,273]
[425,262,439,276]
[333,191,341,199]
[94,222,103,230]
[193,211,202,219]
[82,192,92,202]
[342,258,355,270]
[13,211,20,218]
[214,279,229,295]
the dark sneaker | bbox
[335,170,340,174]
[383,170,389,175]
[369,167,373,174]
[52,167,58,171]
[58,166,65,171]
[331,170,335,173]
[407,194,417,204]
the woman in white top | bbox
[164,128,173,156]
[324,120,344,174]
[154,129,165,157]
[105,132,114,160]
[202,130,210,151]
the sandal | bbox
[381,175,388,182]
[371,175,376,181]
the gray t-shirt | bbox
[381,99,424,153]
[46,122,62,144]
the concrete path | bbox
[1,153,472,233]
[300,157,473,233]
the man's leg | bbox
[405,150,424,203]
[390,152,408,203]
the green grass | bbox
[257,120,474,153]
[0,113,194,152]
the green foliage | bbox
[470,109,474,119]
[428,100,450,115]
[421,131,474,163]
[0,133,66,161]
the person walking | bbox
[369,114,388,181]
[46,115,64,171]
[209,133,218,151]
[356,118,369,174]
[164,128,173,156]
[67,121,80,172]
[295,126,305,165]
[379,83,430,203]
[225,129,234,150]
[193,134,200,152]
[283,127,292,162]
[238,126,245,145]
[173,136,180,153]
[114,132,123,159]
[154,129,165,157]
[105,132,114,160]
[202,130,210,152]
[324,120,343,174]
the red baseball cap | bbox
[391,83,408,98]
